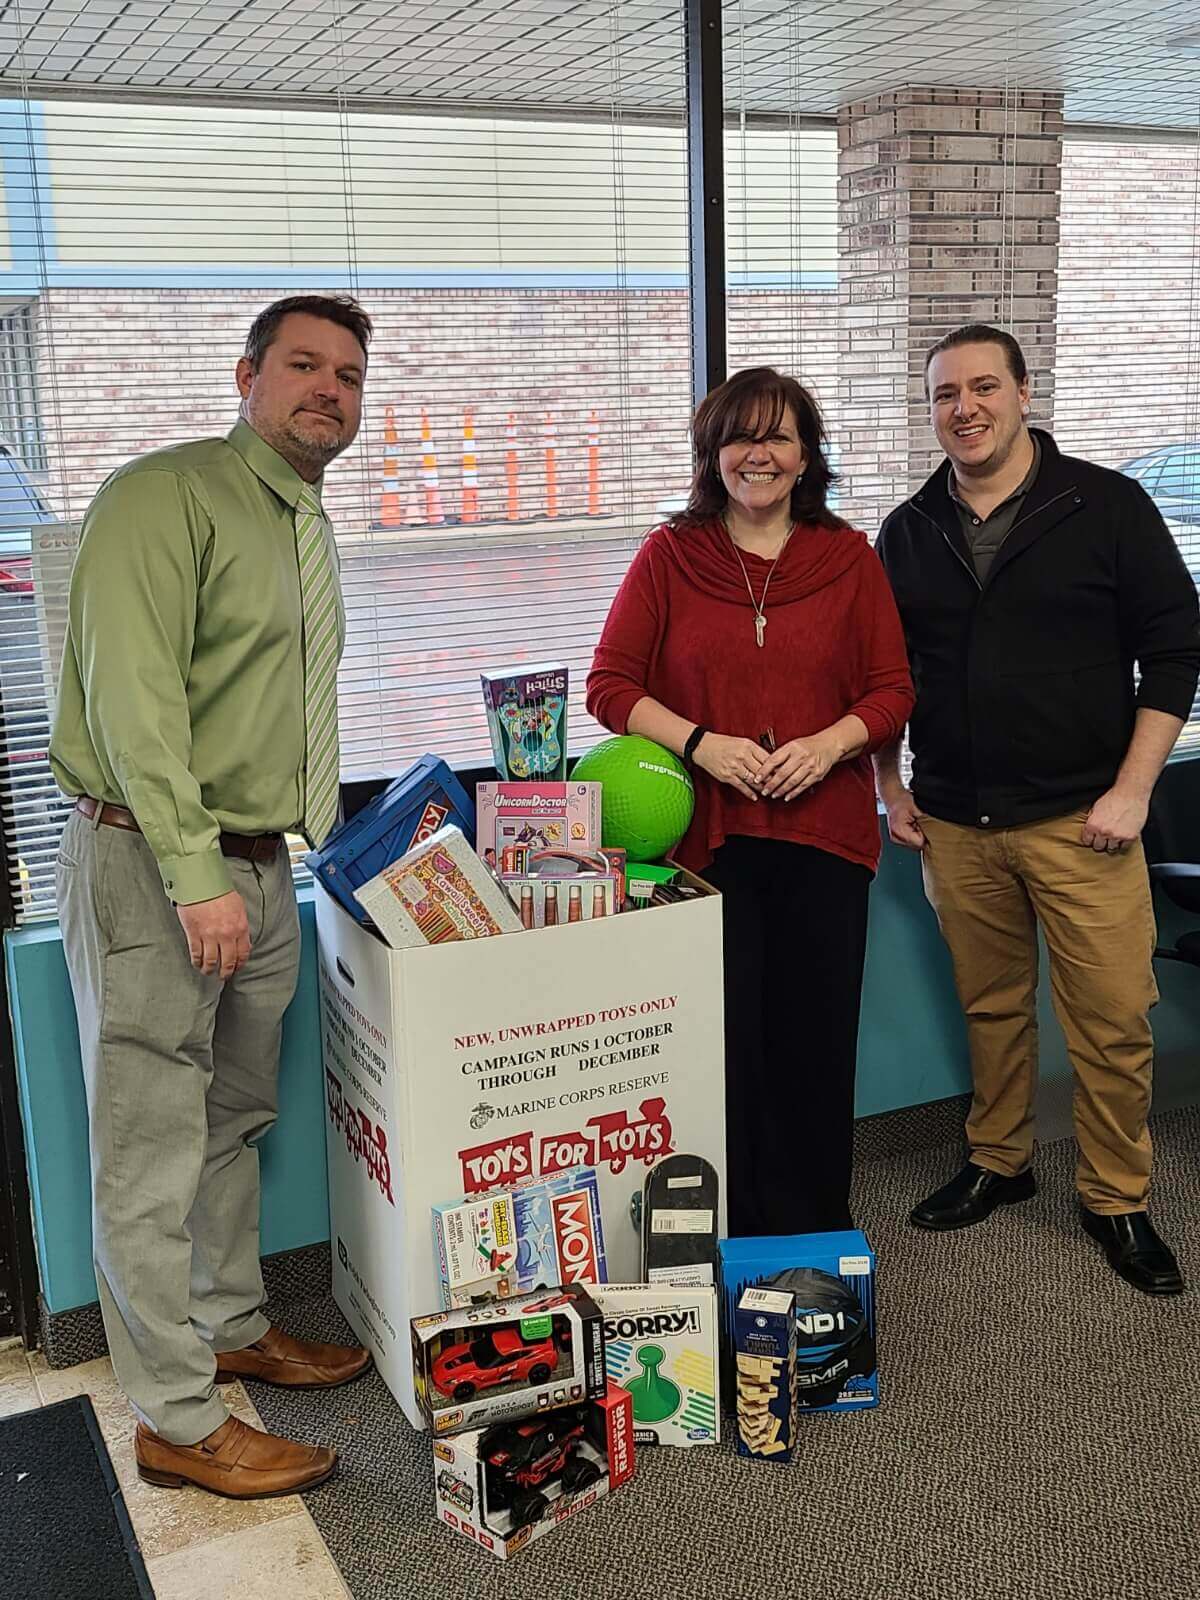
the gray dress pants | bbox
[56,806,302,1443]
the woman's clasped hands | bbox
[693,729,841,801]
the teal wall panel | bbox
[7,895,329,1313]
[8,833,1199,1315]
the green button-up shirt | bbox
[50,420,344,905]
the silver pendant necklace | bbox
[727,523,793,648]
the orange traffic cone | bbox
[461,406,480,523]
[505,413,520,521]
[419,407,445,525]
[544,412,558,519]
[379,404,402,527]
[587,409,602,516]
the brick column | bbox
[836,87,1064,531]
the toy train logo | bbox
[325,1068,394,1206]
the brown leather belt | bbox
[75,797,283,864]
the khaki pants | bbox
[920,808,1158,1213]
[56,807,302,1443]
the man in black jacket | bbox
[874,323,1199,1296]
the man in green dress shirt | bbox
[50,295,375,1499]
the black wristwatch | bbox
[682,725,709,768]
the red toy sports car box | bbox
[431,1382,635,1560]
[412,1282,605,1436]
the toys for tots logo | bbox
[457,1097,674,1194]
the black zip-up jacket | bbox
[876,428,1200,829]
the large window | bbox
[1056,130,1200,747]
[6,3,1200,917]
[0,6,697,921]
[725,122,839,475]
[0,305,44,474]
[722,2,839,497]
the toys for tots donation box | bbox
[315,884,726,1428]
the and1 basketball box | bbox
[590,1284,719,1448]
[433,1168,608,1309]
[306,754,476,925]
[719,1231,878,1415]
[480,664,569,782]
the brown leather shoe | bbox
[214,1324,372,1389]
[135,1416,337,1499]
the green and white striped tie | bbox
[295,483,342,847]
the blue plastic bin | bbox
[305,754,476,924]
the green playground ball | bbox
[571,735,695,861]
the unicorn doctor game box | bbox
[474,781,602,871]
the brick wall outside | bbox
[1055,137,1200,470]
[30,283,857,535]
[24,136,1200,539]
[33,286,699,534]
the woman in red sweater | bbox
[586,367,913,1236]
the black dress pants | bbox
[703,835,871,1238]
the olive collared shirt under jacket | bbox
[948,434,1042,584]
[50,419,343,905]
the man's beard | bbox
[285,413,347,469]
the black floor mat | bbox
[0,1394,153,1599]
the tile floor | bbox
[0,1338,354,1599]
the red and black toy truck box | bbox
[412,1281,606,1436]
[431,1382,635,1560]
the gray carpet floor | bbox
[253,1105,1200,1600]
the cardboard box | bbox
[316,867,726,1427]
[591,1284,719,1448]
[432,1382,634,1560]
[719,1231,878,1414]
[353,825,523,948]
[734,1287,796,1461]
[412,1283,606,1435]
[432,1167,607,1308]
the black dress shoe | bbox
[909,1162,1036,1231]
[1080,1208,1185,1296]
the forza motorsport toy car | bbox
[430,1321,569,1402]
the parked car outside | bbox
[1119,443,1200,529]
[0,443,56,593]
